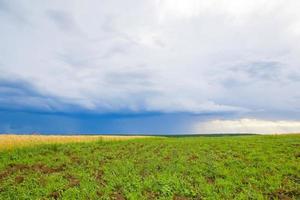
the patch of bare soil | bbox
[96,190,104,197]
[64,174,80,188]
[15,176,24,184]
[69,155,82,164]
[112,191,125,200]
[163,155,171,161]
[187,155,198,162]
[268,189,300,200]
[206,177,215,184]
[143,190,159,199]
[0,163,66,182]
[95,169,106,186]
[286,174,300,184]
[48,191,61,200]
[33,163,66,174]
[173,195,190,200]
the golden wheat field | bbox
[0,134,150,150]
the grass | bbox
[0,134,299,199]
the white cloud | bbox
[194,118,300,134]
[0,0,300,115]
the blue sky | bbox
[1,0,300,134]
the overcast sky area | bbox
[1,0,300,134]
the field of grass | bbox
[0,134,299,200]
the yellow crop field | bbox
[0,134,150,150]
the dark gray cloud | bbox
[0,77,93,113]
[0,0,300,118]
[0,78,57,111]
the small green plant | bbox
[0,134,299,199]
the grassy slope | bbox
[0,135,299,200]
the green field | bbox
[0,135,299,200]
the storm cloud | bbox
[1,0,300,133]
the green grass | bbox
[0,135,299,200]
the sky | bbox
[0,0,300,134]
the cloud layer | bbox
[1,0,300,117]
[195,118,300,134]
